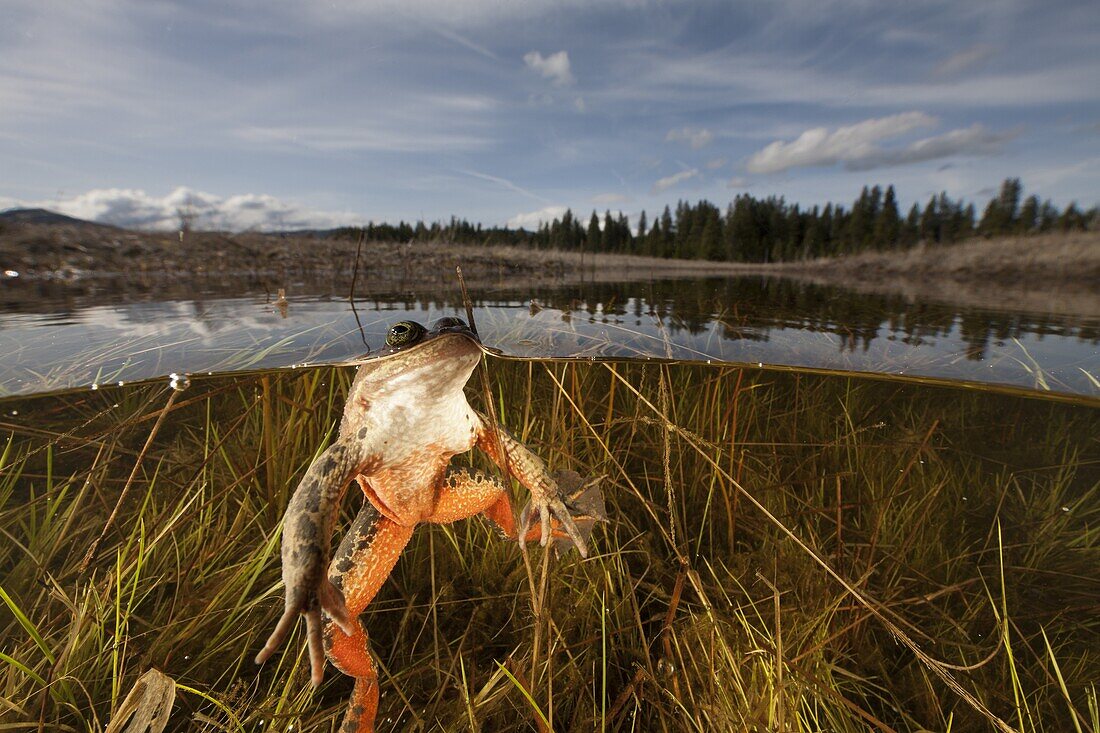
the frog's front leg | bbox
[431,467,605,553]
[323,497,414,733]
[256,439,379,685]
[473,413,606,555]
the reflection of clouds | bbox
[0,286,1097,397]
[73,298,391,341]
[0,298,471,394]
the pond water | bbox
[2,269,1097,730]
[2,360,1097,730]
[0,275,1097,398]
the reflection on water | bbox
[0,276,1097,397]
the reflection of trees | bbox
[6,275,1098,366]
[477,278,1097,359]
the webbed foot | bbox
[522,470,607,557]
[255,579,353,686]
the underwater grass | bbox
[0,359,1098,731]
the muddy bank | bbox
[2,221,1097,319]
[0,221,760,305]
[762,231,1100,319]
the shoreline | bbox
[761,231,1100,319]
[2,222,1097,317]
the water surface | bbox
[1,275,1097,397]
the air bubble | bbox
[3,270,18,278]
[169,372,191,391]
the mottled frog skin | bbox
[255,317,605,732]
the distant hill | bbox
[0,207,118,229]
[0,208,343,237]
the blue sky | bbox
[1,0,1098,231]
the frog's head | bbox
[357,317,482,394]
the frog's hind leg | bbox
[427,468,508,523]
[323,500,414,733]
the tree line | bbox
[333,178,1098,263]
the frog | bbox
[254,317,605,732]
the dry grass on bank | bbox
[767,231,1100,319]
[0,222,753,286]
[778,231,1100,289]
[5,221,1099,317]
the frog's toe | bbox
[550,470,607,555]
[317,579,354,637]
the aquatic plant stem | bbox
[603,364,1019,733]
[457,264,555,697]
[79,388,178,574]
[348,229,369,348]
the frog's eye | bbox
[432,316,467,330]
[386,321,426,347]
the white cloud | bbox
[846,123,1016,170]
[235,122,490,153]
[665,126,714,149]
[507,205,569,229]
[7,187,364,232]
[628,46,1100,109]
[746,112,938,173]
[573,96,587,112]
[932,44,994,77]
[726,176,749,189]
[651,168,699,194]
[705,157,728,169]
[524,50,575,86]
[592,193,629,205]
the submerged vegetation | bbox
[1,360,1098,731]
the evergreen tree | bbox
[617,212,631,253]
[333,175,1072,262]
[902,203,921,248]
[830,205,849,251]
[646,221,661,257]
[938,193,960,243]
[980,178,1022,236]
[1038,200,1059,232]
[1017,195,1039,234]
[998,178,1022,226]
[801,206,824,259]
[961,204,976,239]
[695,203,724,260]
[660,205,674,258]
[848,186,872,252]
[820,203,835,255]
[979,198,1002,237]
[603,210,617,252]
[872,185,901,249]
[1060,202,1085,232]
[586,211,602,251]
[920,196,940,243]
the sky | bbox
[1,0,1098,231]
